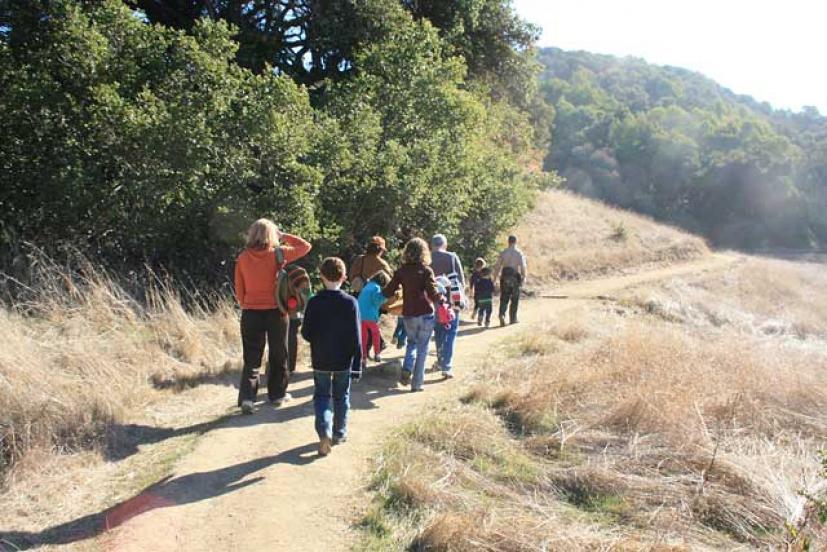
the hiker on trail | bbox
[429,234,465,379]
[493,234,527,326]
[301,257,362,456]
[474,267,495,327]
[383,238,442,392]
[357,271,392,364]
[468,257,486,320]
[234,219,311,414]
[349,236,392,294]
[350,235,392,352]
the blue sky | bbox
[513,0,827,114]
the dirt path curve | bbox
[106,254,735,552]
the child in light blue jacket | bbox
[357,271,391,363]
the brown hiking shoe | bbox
[318,437,332,457]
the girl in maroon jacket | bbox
[383,238,442,392]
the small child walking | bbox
[469,257,486,320]
[475,267,495,327]
[301,257,362,456]
[357,271,391,363]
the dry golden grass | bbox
[0,257,240,482]
[360,260,827,551]
[624,256,827,340]
[514,189,708,284]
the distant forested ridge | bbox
[539,48,827,249]
[0,0,553,283]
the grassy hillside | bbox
[359,255,827,547]
[538,47,827,249]
[515,189,708,284]
[361,261,827,549]
[0,190,713,536]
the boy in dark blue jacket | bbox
[301,257,362,456]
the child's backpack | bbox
[274,248,311,318]
[350,255,368,294]
[436,300,456,328]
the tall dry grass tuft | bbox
[0,251,239,479]
[513,189,708,284]
[362,258,827,549]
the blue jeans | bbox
[402,314,435,390]
[313,370,351,440]
[393,317,407,347]
[433,314,459,374]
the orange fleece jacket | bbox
[234,234,312,310]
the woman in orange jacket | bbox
[234,218,311,413]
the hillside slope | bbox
[538,47,827,249]
[0,189,712,550]
[515,189,708,284]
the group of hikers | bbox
[233,218,527,456]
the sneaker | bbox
[333,435,347,446]
[241,400,254,415]
[499,314,506,327]
[442,371,454,380]
[510,319,519,325]
[411,387,424,393]
[318,437,332,456]
[430,361,443,373]
[272,392,293,407]
[399,370,412,386]
[374,355,382,363]
[485,321,490,328]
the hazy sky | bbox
[513,0,826,114]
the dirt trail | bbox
[104,254,735,552]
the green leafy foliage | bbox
[0,0,546,283]
[539,48,827,249]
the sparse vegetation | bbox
[359,257,827,550]
[513,189,708,285]
[0,251,240,480]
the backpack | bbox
[274,248,311,318]
[501,266,523,288]
[443,254,466,309]
[436,300,456,328]
[350,255,368,294]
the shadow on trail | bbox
[0,443,318,550]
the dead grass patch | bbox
[513,190,708,285]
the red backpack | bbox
[436,300,456,328]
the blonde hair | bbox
[402,237,431,266]
[245,218,279,250]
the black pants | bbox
[477,301,493,324]
[288,317,301,373]
[239,309,289,405]
[499,282,521,322]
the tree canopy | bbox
[539,48,827,249]
[0,0,549,282]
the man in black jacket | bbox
[301,257,362,456]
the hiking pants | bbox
[499,282,521,323]
[313,370,351,440]
[239,309,289,405]
[477,300,493,325]
[402,314,435,390]
[361,320,381,358]
[288,317,301,373]
[433,314,459,375]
